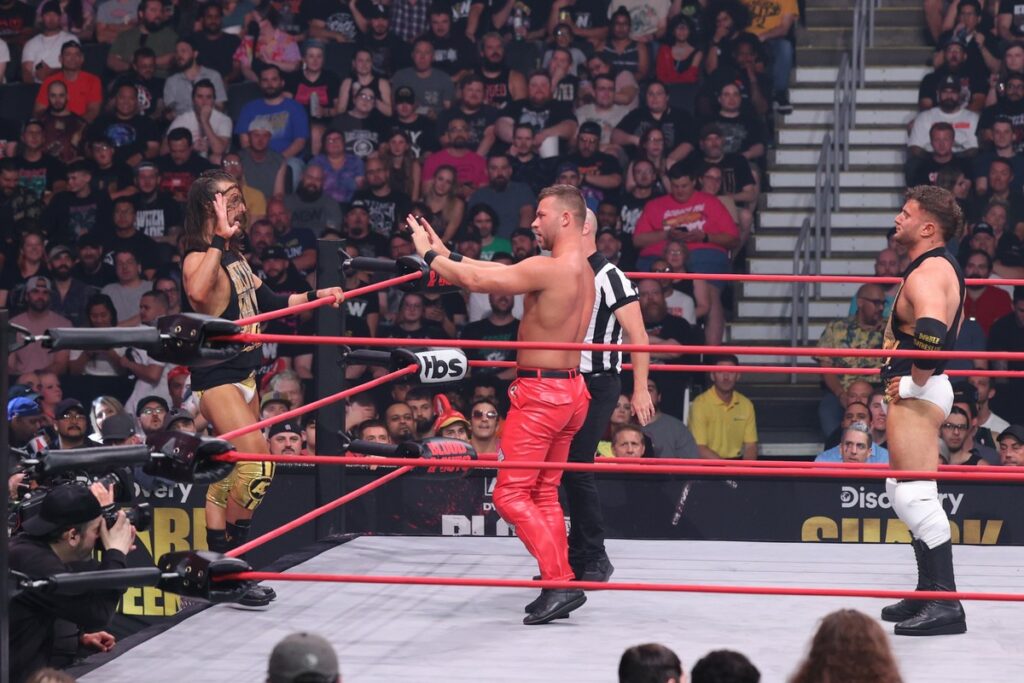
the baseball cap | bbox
[972,222,995,237]
[596,226,618,240]
[262,245,289,261]
[249,119,274,133]
[943,34,968,50]
[268,420,302,438]
[8,384,39,402]
[55,398,86,417]
[164,410,196,431]
[433,411,470,434]
[28,276,53,292]
[952,380,978,406]
[556,161,579,175]
[394,86,415,104]
[21,483,102,536]
[367,3,388,19]
[134,160,158,175]
[578,121,602,138]
[938,74,960,92]
[349,198,369,212]
[8,396,43,420]
[261,391,292,411]
[77,232,104,249]
[48,244,74,261]
[101,412,138,442]
[511,227,535,240]
[997,424,1024,444]
[267,632,339,683]
[39,1,62,16]
[699,123,723,140]
[136,395,169,417]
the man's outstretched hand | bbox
[405,215,450,259]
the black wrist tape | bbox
[210,235,227,251]
[424,250,440,266]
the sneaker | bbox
[774,91,793,115]
[577,557,614,583]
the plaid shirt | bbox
[390,0,429,43]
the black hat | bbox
[55,398,86,417]
[395,86,415,104]
[596,226,618,240]
[268,420,302,438]
[511,227,535,240]
[136,395,169,417]
[348,198,369,212]
[164,410,196,431]
[367,3,388,19]
[21,483,102,536]
[101,412,138,442]
[942,34,968,50]
[938,74,960,92]
[971,222,995,237]
[578,121,602,138]
[8,383,39,402]
[262,245,288,261]
[952,380,978,406]
[997,424,1024,444]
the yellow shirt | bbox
[743,0,799,37]
[242,183,267,220]
[688,388,758,459]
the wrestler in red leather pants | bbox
[493,375,591,581]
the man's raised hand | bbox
[213,192,241,239]
[405,214,450,258]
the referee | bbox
[563,209,654,581]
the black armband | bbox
[255,284,291,312]
[210,235,227,251]
[424,249,440,266]
[911,317,948,371]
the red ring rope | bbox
[215,453,1024,483]
[626,272,1024,286]
[219,571,1024,603]
[598,456,1022,473]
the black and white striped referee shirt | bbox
[581,253,638,374]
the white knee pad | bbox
[891,480,951,549]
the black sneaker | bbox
[577,556,615,583]
[774,91,793,115]
[229,585,276,610]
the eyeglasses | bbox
[59,412,86,420]
[222,160,241,167]
[141,407,167,416]
[472,410,498,419]
[858,297,887,307]
[942,422,968,432]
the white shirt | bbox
[123,347,171,415]
[167,109,233,158]
[907,106,979,153]
[0,38,10,84]
[576,103,631,144]
[22,31,78,83]
[981,411,1010,437]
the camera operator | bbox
[8,482,135,683]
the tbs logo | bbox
[416,349,468,384]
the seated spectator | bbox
[285,163,343,237]
[703,31,773,120]
[36,370,62,420]
[267,420,303,456]
[53,397,88,449]
[239,122,287,200]
[546,46,580,105]
[102,199,161,274]
[977,72,1024,147]
[8,276,70,375]
[193,2,241,82]
[461,293,519,381]
[266,197,316,272]
[611,424,648,458]
[466,205,512,259]
[87,83,160,166]
[16,120,68,199]
[86,136,133,200]
[908,75,979,158]
[344,395,377,433]
[575,74,630,154]
[815,285,885,438]
[691,649,761,683]
[237,64,309,174]
[816,421,889,464]
[96,0,138,45]
[33,39,101,123]
[964,249,1013,334]
[467,153,535,237]
[422,165,466,242]
[155,127,216,202]
[329,85,390,161]
[918,36,986,112]
[423,116,488,199]
[132,161,183,245]
[107,46,165,120]
[474,32,526,110]
[383,292,449,341]
[308,128,364,205]
[100,248,152,325]
[356,418,392,445]
[634,162,739,346]
[823,380,873,448]
[21,3,77,85]
[740,0,797,111]
[613,81,694,168]
[437,75,498,155]
[384,401,415,442]
[942,405,997,465]
[653,247,698,324]
[868,390,888,448]
[698,123,758,232]
[997,424,1024,465]
[496,71,578,157]
[391,86,440,159]
[46,243,96,327]
[391,39,454,119]
[469,399,501,454]
[260,392,291,420]
[283,43,338,157]
[968,374,1010,438]
[267,370,306,414]
[162,37,227,119]
[847,249,901,319]
[689,355,758,460]
[378,128,422,200]
[35,80,87,166]
[789,609,903,683]
[656,15,702,89]
[618,642,682,683]
[337,47,390,119]
[508,123,554,196]
[233,8,300,83]
[600,8,650,81]
[0,159,44,231]
[106,0,176,78]
[266,632,341,683]
[434,411,471,442]
[641,378,699,458]
[41,160,111,245]
[905,122,974,189]
[135,394,169,437]
[972,117,1024,195]
[0,230,49,311]
[567,122,623,210]
[353,154,410,236]
[71,234,115,288]
[166,79,232,164]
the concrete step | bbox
[750,257,874,275]
[760,442,823,457]
[728,321,827,342]
[773,147,905,166]
[737,299,852,319]
[771,170,904,188]
[799,46,933,67]
[803,7,921,29]
[796,65,929,84]
[782,108,915,127]
[790,87,918,106]
[778,127,907,146]
[797,26,925,49]
[759,210,895,229]
[764,190,903,209]
[811,0,918,7]
[742,281,861,299]
[753,233,888,252]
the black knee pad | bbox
[226,519,252,547]
[206,528,231,553]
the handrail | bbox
[789,216,814,383]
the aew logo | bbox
[415,349,468,384]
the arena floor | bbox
[77,537,1024,682]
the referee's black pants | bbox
[563,371,620,568]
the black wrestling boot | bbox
[224,520,277,609]
[523,589,587,625]
[524,589,570,618]
[894,541,967,636]
[881,539,929,622]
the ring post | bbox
[314,240,348,537]
[2,309,10,683]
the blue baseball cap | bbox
[8,396,43,421]
[7,384,39,402]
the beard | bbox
[450,137,469,150]
[415,417,433,434]
[296,183,322,202]
[52,263,72,280]
[490,176,509,191]
[143,19,164,33]
[263,85,285,99]
[484,53,504,70]
[179,57,195,71]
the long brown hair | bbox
[183,169,245,253]
[789,610,903,683]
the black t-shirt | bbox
[426,32,477,75]
[563,0,611,31]
[300,1,358,42]
[567,150,621,205]
[552,74,580,105]
[918,65,988,106]
[704,66,775,110]
[134,191,183,240]
[382,321,449,340]
[102,231,160,271]
[705,152,756,195]
[277,227,317,262]
[42,190,113,244]
[89,160,134,197]
[616,106,697,153]
[0,1,35,42]
[344,289,381,329]
[510,153,556,195]
[195,31,242,78]
[357,31,408,77]
[701,110,768,156]
[460,316,520,367]
[88,114,160,165]
[978,98,1024,152]
[504,98,575,134]
[997,231,1023,266]
[155,153,216,203]
[16,155,67,198]
[108,74,165,118]
[286,69,341,121]
[999,0,1024,37]
[73,260,118,289]
[394,115,441,159]
[330,110,392,159]
[353,187,413,237]
[437,105,500,150]
[906,155,974,188]
[345,229,390,258]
